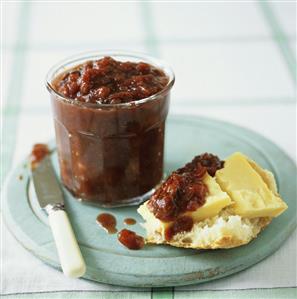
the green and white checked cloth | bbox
[2,1,296,298]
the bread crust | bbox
[143,211,272,249]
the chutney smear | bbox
[147,153,224,239]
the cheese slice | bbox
[215,152,287,218]
[138,173,232,238]
[184,174,232,221]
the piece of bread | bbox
[138,154,287,250]
[138,204,271,249]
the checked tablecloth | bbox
[2,1,296,298]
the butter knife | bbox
[32,156,86,278]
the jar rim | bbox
[45,50,175,108]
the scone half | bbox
[138,204,271,249]
[138,152,287,250]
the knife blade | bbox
[32,156,64,209]
[32,156,86,278]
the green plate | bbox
[3,115,296,287]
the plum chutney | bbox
[53,56,168,105]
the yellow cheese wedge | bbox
[184,174,232,221]
[215,152,287,218]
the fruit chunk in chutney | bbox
[50,56,170,205]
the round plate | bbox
[3,115,297,287]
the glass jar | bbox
[46,51,175,207]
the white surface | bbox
[48,209,86,278]
[2,0,296,295]
[289,38,296,57]
[2,49,13,109]
[160,40,295,101]
[152,2,270,40]
[271,1,297,37]
[29,3,143,46]
[2,3,20,46]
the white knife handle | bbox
[47,208,86,278]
